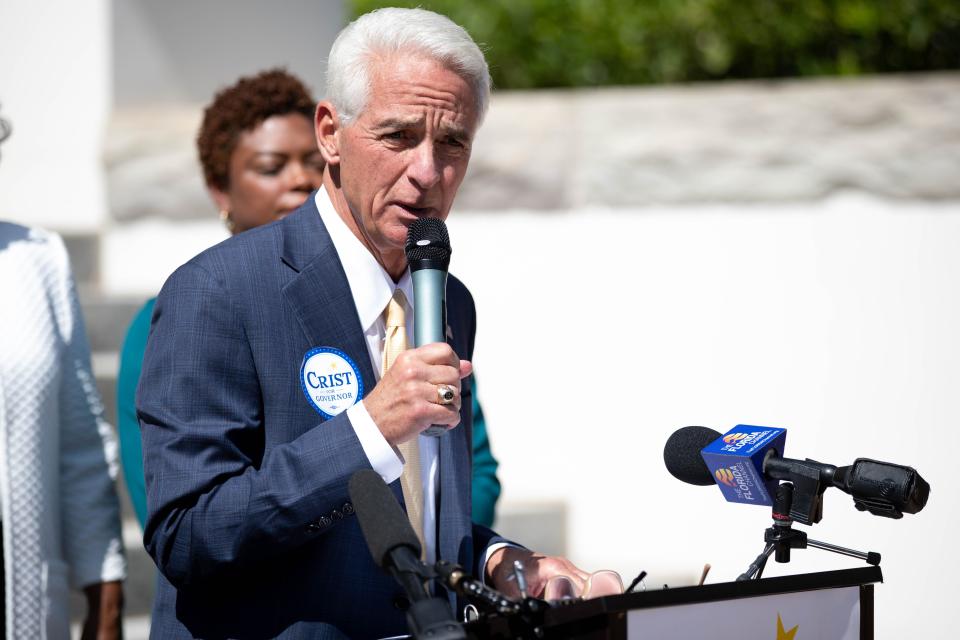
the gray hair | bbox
[325,8,491,127]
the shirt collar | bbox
[314,187,413,332]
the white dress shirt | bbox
[315,188,442,564]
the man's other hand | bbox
[485,547,590,600]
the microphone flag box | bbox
[700,425,787,507]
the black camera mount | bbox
[737,482,881,581]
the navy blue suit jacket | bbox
[138,196,496,639]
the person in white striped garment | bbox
[0,107,126,639]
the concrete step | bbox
[63,229,148,360]
[80,292,149,356]
[76,287,146,428]
[92,354,119,427]
[61,232,100,291]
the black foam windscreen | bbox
[405,217,452,269]
[348,469,422,569]
[663,426,722,486]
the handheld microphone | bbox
[348,470,466,640]
[405,218,452,438]
[664,426,930,525]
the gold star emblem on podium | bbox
[776,613,799,640]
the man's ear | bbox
[315,100,342,166]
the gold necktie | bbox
[382,289,425,551]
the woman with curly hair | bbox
[197,68,325,233]
[117,69,325,528]
[116,69,501,535]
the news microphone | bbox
[663,426,717,485]
[664,426,930,525]
[405,217,452,438]
[348,470,465,640]
[665,425,787,507]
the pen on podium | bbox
[698,564,711,586]
[625,570,647,594]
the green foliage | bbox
[349,0,960,89]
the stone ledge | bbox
[104,72,960,221]
[462,72,960,209]
[105,105,210,222]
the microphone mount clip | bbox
[737,482,881,581]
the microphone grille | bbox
[348,469,422,568]
[664,426,721,486]
[405,217,451,268]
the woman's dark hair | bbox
[197,69,316,190]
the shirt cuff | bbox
[480,541,524,586]
[348,402,402,483]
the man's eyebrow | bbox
[372,117,420,131]
[441,123,472,141]
[372,117,473,141]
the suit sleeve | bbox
[138,262,370,587]
[52,235,127,588]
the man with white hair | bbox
[139,8,587,638]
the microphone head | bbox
[348,469,421,569]
[405,217,451,272]
[664,426,722,486]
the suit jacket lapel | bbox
[437,309,474,572]
[438,423,472,565]
[279,198,377,402]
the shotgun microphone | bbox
[348,470,466,640]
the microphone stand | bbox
[428,560,552,640]
[737,482,881,581]
[434,561,523,616]
[388,551,467,640]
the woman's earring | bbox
[219,209,235,232]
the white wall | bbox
[0,1,111,231]
[112,0,342,107]
[0,0,344,232]
[98,194,960,638]
[447,193,960,639]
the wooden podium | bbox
[470,566,881,640]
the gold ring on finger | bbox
[437,384,456,405]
